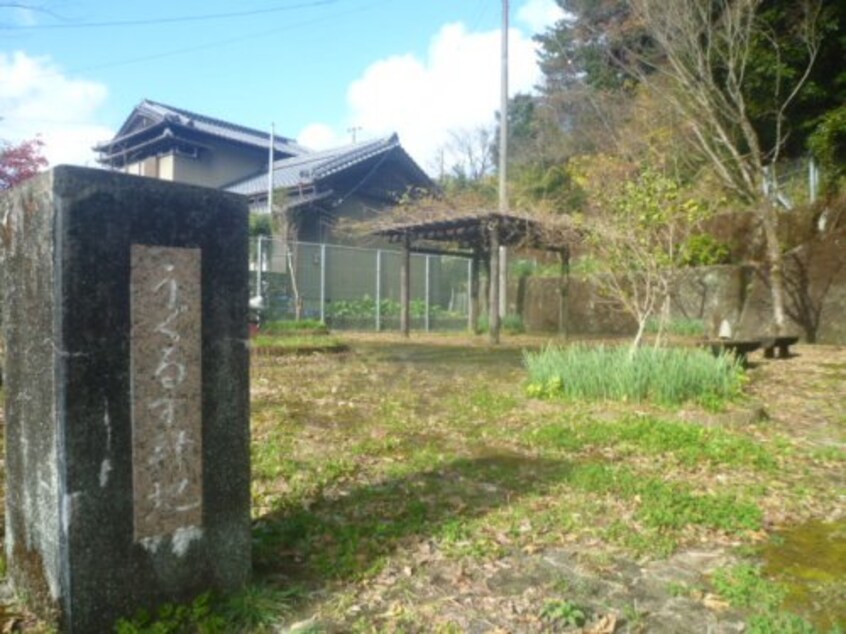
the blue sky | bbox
[0,0,564,171]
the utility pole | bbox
[498,0,509,321]
[499,0,509,216]
[267,122,275,215]
[347,126,362,143]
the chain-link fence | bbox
[250,238,473,331]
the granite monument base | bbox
[1,166,251,632]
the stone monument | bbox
[1,166,251,632]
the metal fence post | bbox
[375,249,382,331]
[255,236,262,298]
[320,243,326,323]
[425,255,431,333]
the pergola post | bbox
[488,221,501,344]
[468,250,481,332]
[400,234,410,338]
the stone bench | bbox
[760,336,800,359]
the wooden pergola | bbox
[374,212,574,344]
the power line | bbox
[0,0,340,30]
[20,0,391,79]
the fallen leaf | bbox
[586,613,618,634]
[703,593,730,611]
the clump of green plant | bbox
[261,319,328,335]
[115,585,302,634]
[524,344,744,407]
[539,599,588,628]
[115,592,224,633]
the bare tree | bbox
[627,0,823,334]
[443,126,495,182]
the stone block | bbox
[1,166,251,632]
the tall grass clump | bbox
[645,317,706,337]
[524,344,744,407]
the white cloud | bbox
[0,51,112,167]
[297,123,342,151]
[323,20,543,173]
[516,0,568,34]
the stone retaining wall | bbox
[513,226,846,344]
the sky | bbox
[0,0,565,173]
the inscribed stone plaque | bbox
[130,245,203,541]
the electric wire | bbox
[0,0,341,30]
[17,0,391,80]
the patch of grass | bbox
[524,344,744,407]
[747,613,819,634]
[252,334,344,350]
[240,336,845,631]
[529,414,776,469]
[260,319,328,335]
[449,385,519,431]
[570,464,762,532]
[711,565,831,634]
[251,426,296,481]
[712,564,785,610]
[808,446,846,463]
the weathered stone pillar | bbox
[1,166,251,632]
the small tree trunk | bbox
[762,205,788,335]
[631,317,647,355]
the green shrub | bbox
[679,234,732,266]
[326,296,457,319]
[524,344,744,406]
[474,314,525,335]
[503,314,525,334]
[249,213,272,238]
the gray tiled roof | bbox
[107,99,309,156]
[226,134,405,197]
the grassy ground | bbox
[246,332,845,632]
[1,332,844,632]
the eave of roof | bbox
[94,99,309,157]
[226,134,433,198]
